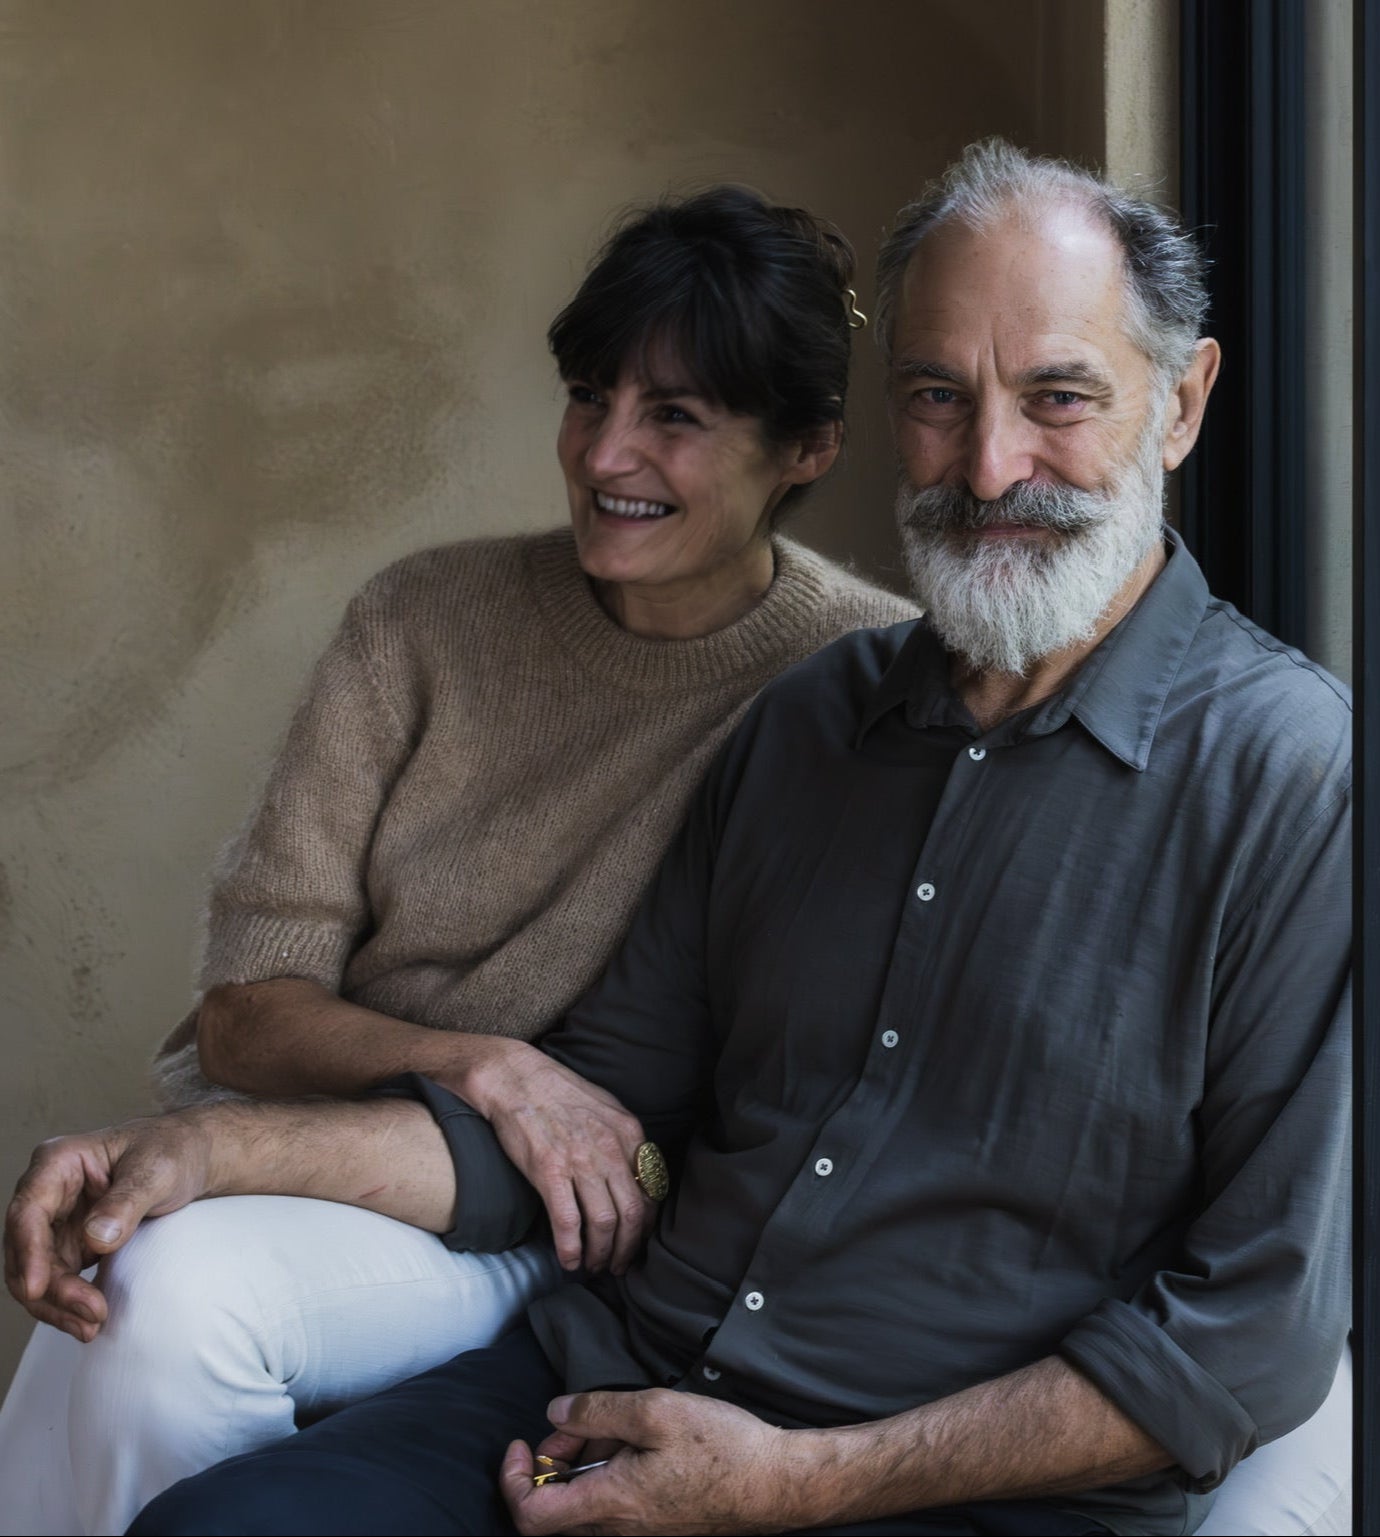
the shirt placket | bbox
[692,737,996,1391]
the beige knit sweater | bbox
[154,527,916,1104]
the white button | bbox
[916,882,935,901]
[745,1290,765,1311]
[814,1157,834,1177]
[881,1029,899,1048]
[968,747,986,761]
[702,1365,721,1381]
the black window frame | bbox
[1181,0,1374,1524]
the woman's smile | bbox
[591,490,677,521]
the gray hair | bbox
[875,139,1209,388]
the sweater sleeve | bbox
[198,583,419,996]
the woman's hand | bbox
[459,1042,654,1274]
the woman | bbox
[0,187,916,1535]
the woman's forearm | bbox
[196,977,522,1100]
[196,977,652,1272]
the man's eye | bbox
[1043,391,1084,408]
[899,385,965,419]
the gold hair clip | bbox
[844,289,868,330]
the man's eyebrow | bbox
[1017,362,1113,390]
[890,360,966,384]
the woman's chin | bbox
[574,518,680,583]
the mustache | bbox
[899,478,1113,537]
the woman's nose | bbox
[583,412,642,478]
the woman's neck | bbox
[593,543,776,640]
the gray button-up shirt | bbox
[412,532,1351,1536]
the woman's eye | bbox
[653,404,697,426]
[566,383,602,407]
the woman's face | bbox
[557,361,806,635]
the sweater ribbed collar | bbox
[525,527,831,693]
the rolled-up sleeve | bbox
[1060,785,1352,1489]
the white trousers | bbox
[0,1196,562,1536]
[0,1195,1352,1536]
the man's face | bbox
[887,204,1170,675]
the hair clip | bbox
[844,289,868,330]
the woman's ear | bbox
[1161,338,1221,472]
[781,419,844,487]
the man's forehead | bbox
[892,206,1131,357]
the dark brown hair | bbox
[548,186,856,517]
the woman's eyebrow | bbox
[640,382,711,402]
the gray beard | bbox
[895,427,1166,676]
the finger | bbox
[51,1270,108,1326]
[499,1441,556,1532]
[607,1177,655,1276]
[533,1428,586,1465]
[21,1293,102,1340]
[547,1389,657,1448]
[533,1175,585,1272]
[79,1150,179,1253]
[499,1439,534,1516]
[501,1440,613,1537]
[5,1141,94,1304]
[574,1179,619,1274]
[5,1190,65,1305]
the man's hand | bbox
[463,1043,654,1275]
[4,1114,215,1341]
[499,1388,803,1536]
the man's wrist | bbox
[192,1101,276,1198]
[765,1426,859,1531]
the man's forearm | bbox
[786,1356,1169,1527]
[197,1094,458,1233]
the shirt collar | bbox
[857,528,1210,771]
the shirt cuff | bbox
[527,1283,657,1396]
[369,1072,544,1252]
[1059,1298,1259,1491]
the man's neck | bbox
[952,540,1167,732]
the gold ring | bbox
[634,1141,669,1201]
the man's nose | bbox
[961,407,1037,503]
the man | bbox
[5,142,1350,1536]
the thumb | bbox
[82,1194,143,1253]
[81,1160,171,1252]
[547,1389,654,1446]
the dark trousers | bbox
[128,1324,1108,1537]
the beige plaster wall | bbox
[0,0,1109,1390]
[1105,0,1178,198]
